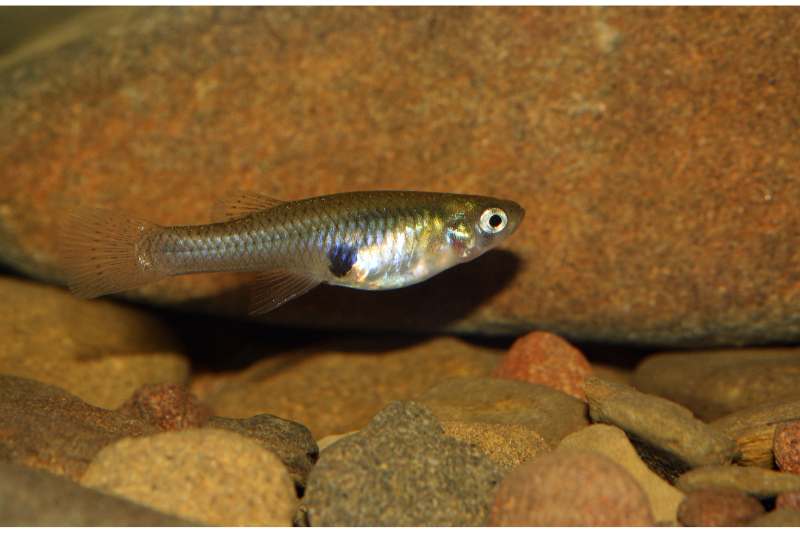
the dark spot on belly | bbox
[328,243,358,278]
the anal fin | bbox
[249,270,320,315]
[211,191,285,221]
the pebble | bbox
[489,449,653,526]
[748,508,800,526]
[117,383,211,430]
[201,336,500,438]
[440,421,550,472]
[492,331,592,400]
[558,423,684,524]
[711,398,800,467]
[81,428,297,526]
[303,401,501,526]
[0,462,191,526]
[633,348,800,420]
[0,277,188,410]
[777,490,800,510]
[584,376,738,468]
[418,377,588,447]
[775,421,800,474]
[676,465,800,499]
[676,488,764,526]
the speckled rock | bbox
[775,421,800,474]
[749,508,800,526]
[558,423,684,524]
[0,462,192,526]
[490,449,653,526]
[440,420,550,472]
[81,428,296,526]
[492,331,591,400]
[418,377,588,447]
[303,401,501,526]
[677,488,764,526]
[0,276,188,409]
[0,374,155,481]
[584,377,738,468]
[777,490,800,510]
[633,348,800,420]
[711,399,800,467]
[199,336,500,438]
[676,465,800,499]
[117,383,211,430]
[3,8,800,345]
[206,414,318,489]
[316,431,357,453]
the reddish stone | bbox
[493,331,591,400]
[775,422,800,474]
[677,488,765,526]
[777,490,800,511]
[118,384,212,431]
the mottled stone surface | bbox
[677,488,764,526]
[749,508,800,526]
[634,348,800,420]
[303,401,501,526]
[775,421,800,475]
[711,399,800,467]
[418,377,588,447]
[676,465,800,499]
[490,449,653,526]
[777,490,800,511]
[2,8,800,345]
[0,462,192,526]
[0,276,187,409]
[559,423,684,524]
[584,377,738,468]
[81,428,297,526]
[440,420,550,472]
[493,331,591,400]
[199,336,500,438]
[117,383,211,430]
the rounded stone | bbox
[493,331,592,400]
[490,449,653,526]
[777,490,800,510]
[81,428,296,525]
[677,488,765,526]
[775,421,800,474]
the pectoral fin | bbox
[249,270,320,315]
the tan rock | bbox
[81,428,296,526]
[3,8,800,345]
[201,336,500,439]
[0,277,187,409]
[677,465,800,499]
[441,421,550,471]
[559,423,684,524]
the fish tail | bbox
[60,207,165,298]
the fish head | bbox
[444,195,525,261]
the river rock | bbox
[558,423,684,524]
[492,331,591,400]
[0,277,188,410]
[775,421,800,474]
[711,399,800,467]
[676,488,764,526]
[584,376,737,468]
[3,8,800,345]
[777,491,800,510]
[81,428,296,526]
[201,336,499,438]
[0,374,155,480]
[749,508,800,526]
[490,449,653,526]
[418,377,588,447]
[440,420,550,472]
[0,462,192,526]
[633,348,800,420]
[676,465,800,499]
[117,383,211,430]
[303,401,501,526]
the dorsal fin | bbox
[211,191,286,222]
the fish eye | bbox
[479,208,508,234]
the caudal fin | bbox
[59,208,165,298]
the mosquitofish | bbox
[61,190,525,314]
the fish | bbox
[60,190,525,314]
